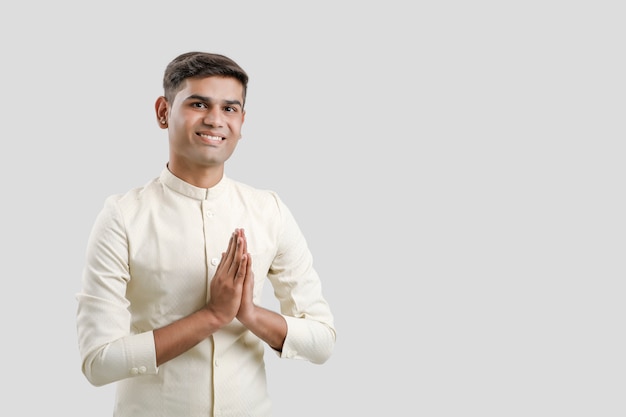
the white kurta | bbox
[76,168,336,417]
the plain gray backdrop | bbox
[1,1,624,416]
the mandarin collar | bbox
[159,167,229,201]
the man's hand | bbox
[154,228,257,366]
[236,247,256,322]
[205,229,248,326]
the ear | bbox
[155,96,169,129]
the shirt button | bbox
[211,258,219,266]
[130,367,139,375]
[139,366,147,374]
[206,210,214,217]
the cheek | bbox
[224,140,240,158]
[230,117,244,137]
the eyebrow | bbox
[185,94,243,108]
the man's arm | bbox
[236,252,288,351]
[154,229,249,366]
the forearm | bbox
[153,308,225,366]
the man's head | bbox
[156,52,249,187]
[163,52,249,107]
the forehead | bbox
[176,76,244,101]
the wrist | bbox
[236,304,258,328]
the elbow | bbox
[82,366,108,387]
[82,361,111,387]
[81,352,117,387]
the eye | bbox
[192,102,208,109]
[224,106,238,113]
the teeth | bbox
[200,134,223,141]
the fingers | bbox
[232,229,249,280]
[239,228,248,254]
[215,229,248,279]
[205,228,251,325]
[236,251,255,321]
[235,253,248,283]
[246,249,252,271]
[241,252,254,294]
[229,229,247,276]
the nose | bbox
[203,106,224,127]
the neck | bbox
[167,162,224,189]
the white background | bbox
[1,1,624,416]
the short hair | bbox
[162,51,249,106]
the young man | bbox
[76,52,336,417]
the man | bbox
[76,51,336,417]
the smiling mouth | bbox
[198,133,225,142]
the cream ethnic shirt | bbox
[76,168,336,417]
